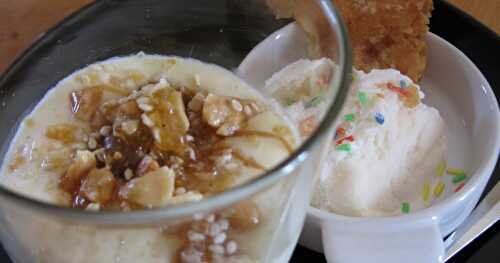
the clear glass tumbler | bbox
[0,1,351,262]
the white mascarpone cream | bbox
[0,53,300,263]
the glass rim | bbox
[0,0,352,224]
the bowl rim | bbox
[307,32,500,225]
[0,0,353,224]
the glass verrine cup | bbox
[0,1,351,262]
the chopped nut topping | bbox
[202,94,233,127]
[225,240,237,255]
[120,119,139,135]
[87,137,98,150]
[99,125,112,136]
[141,113,155,128]
[202,94,250,136]
[54,78,291,215]
[124,168,134,180]
[135,155,160,177]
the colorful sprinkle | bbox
[357,91,368,105]
[305,96,322,108]
[344,114,355,122]
[422,183,430,202]
[336,135,355,145]
[447,168,466,177]
[433,182,445,198]
[399,80,408,89]
[336,143,351,152]
[386,83,420,108]
[452,174,467,184]
[436,160,446,176]
[335,127,346,139]
[374,112,385,125]
[401,202,410,214]
[454,182,465,193]
[401,86,420,108]
[386,82,404,94]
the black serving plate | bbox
[0,0,498,262]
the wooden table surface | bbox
[0,0,499,73]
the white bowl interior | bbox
[238,23,500,257]
[239,26,499,216]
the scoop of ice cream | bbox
[312,69,446,216]
[265,58,334,139]
[266,60,447,217]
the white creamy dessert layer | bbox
[266,60,447,217]
[0,53,301,263]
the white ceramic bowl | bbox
[238,24,500,263]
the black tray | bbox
[0,0,498,262]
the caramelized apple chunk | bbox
[80,168,117,203]
[45,123,87,144]
[119,166,175,207]
[202,93,266,137]
[146,88,190,155]
[41,147,74,172]
[70,86,103,121]
[202,94,248,136]
[53,76,290,214]
[60,150,96,193]
[135,155,160,177]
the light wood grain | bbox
[0,0,92,73]
[0,0,498,73]
[448,0,500,34]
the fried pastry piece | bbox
[267,0,433,81]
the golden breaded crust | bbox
[334,0,433,81]
[267,0,433,81]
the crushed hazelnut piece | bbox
[99,125,112,136]
[124,168,134,180]
[88,137,98,150]
[141,113,155,128]
[136,155,160,176]
[120,119,139,135]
